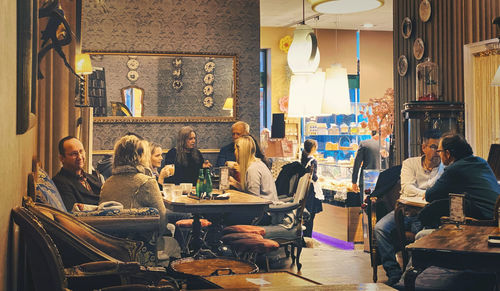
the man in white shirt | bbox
[374,129,443,286]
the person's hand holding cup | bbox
[158,164,175,184]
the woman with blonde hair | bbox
[231,135,278,202]
[100,135,167,233]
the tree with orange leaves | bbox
[359,88,394,140]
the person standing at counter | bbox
[164,126,211,185]
[230,135,278,202]
[301,139,323,238]
[352,131,389,194]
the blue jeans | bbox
[374,210,422,280]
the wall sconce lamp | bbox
[75,53,93,107]
[308,0,384,14]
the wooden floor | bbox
[272,241,389,286]
[271,204,389,286]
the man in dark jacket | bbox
[352,131,389,194]
[53,136,102,210]
[425,134,500,220]
[216,121,250,167]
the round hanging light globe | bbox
[309,0,384,14]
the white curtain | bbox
[472,50,500,159]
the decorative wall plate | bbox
[203,96,214,108]
[203,85,214,96]
[172,80,183,91]
[204,61,215,73]
[419,0,431,22]
[127,58,139,70]
[127,70,139,82]
[413,38,425,60]
[401,17,412,39]
[204,73,214,84]
[172,68,182,79]
[397,55,408,76]
[172,58,182,67]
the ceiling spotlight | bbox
[308,0,384,14]
[363,23,374,28]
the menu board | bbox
[449,193,466,223]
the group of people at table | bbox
[49,119,499,283]
[50,121,323,258]
[371,129,500,286]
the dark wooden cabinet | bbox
[402,101,464,158]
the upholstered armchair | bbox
[27,164,161,266]
[12,206,178,291]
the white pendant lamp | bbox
[308,0,384,14]
[321,64,351,114]
[287,24,321,74]
[288,71,326,117]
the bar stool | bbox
[175,218,212,255]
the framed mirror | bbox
[84,51,238,123]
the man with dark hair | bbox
[352,131,389,193]
[425,133,500,220]
[375,129,444,286]
[53,136,102,210]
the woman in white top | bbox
[230,135,278,202]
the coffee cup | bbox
[180,183,192,195]
[226,161,237,169]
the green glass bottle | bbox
[204,168,213,198]
[196,169,204,198]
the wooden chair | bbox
[487,144,500,181]
[364,165,416,283]
[12,206,178,291]
[261,168,314,271]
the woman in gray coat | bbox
[100,135,167,234]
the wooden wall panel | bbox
[393,0,500,163]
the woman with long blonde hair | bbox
[231,135,278,202]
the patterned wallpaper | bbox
[82,0,260,163]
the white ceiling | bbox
[260,0,393,31]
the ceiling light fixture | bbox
[308,0,384,14]
[321,64,352,114]
[287,0,320,74]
